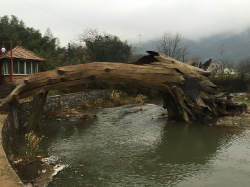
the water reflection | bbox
[37,104,249,187]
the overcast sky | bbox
[2,0,250,47]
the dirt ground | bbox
[215,111,250,128]
[10,158,54,187]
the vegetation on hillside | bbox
[0,15,134,72]
[0,15,58,53]
[76,28,132,63]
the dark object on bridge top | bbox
[133,51,159,65]
[198,59,212,71]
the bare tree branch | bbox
[157,31,189,62]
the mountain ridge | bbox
[131,28,250,63]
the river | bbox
[37,103,250,187]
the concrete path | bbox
[0,114,23,187]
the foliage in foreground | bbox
[110,90,122,106]
[135,94,147,105]
[19,131,44,159]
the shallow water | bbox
[37,103,250,187]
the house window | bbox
[32,62,38,73]
[3,61,10,75]
[13,61,19,74]
[26,61,32,74]
[3,61,38,75]
[19,61,25,74]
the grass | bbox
[236,93,250,106]
[237,99,250,106]
[47,89,61,97]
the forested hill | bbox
[134,28,250,62]
[0,15,58,53]
[0,15,132,72]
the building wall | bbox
[1,75,27,85]
[207,63,223,73]
[13,75,27,81]
[2,75,10,84]
[0,59,39,85]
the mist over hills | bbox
[132,28,250,64]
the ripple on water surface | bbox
[38,104,250,187]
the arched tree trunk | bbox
[0,51,247,125]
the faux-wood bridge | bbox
[0,51,246,132]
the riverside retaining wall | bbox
[2,90,111,154]
[22,90,111,115]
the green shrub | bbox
[209,73,250,93]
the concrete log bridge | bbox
[0,51,246,132]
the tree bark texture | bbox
[0,51,247,124]
[26,91,48,133]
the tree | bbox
[74,45,86,64]
[220,58,234,69]
[44,28,54,40]
[34,49,63,71]
[76,28,132,63]
[76,28,102,61]
[55,38,61,48]
[0,15,58,53]
[0,15,88,71]
[66,42,87,64]
[157,31,189,62]
[237,57,250,74]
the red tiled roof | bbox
[0,46,45,61]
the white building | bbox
[224,68,236,74]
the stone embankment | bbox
[0,114,23,187]
[22,90,111,115]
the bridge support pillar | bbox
[159,91,181,121]
[26,91,48,133]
